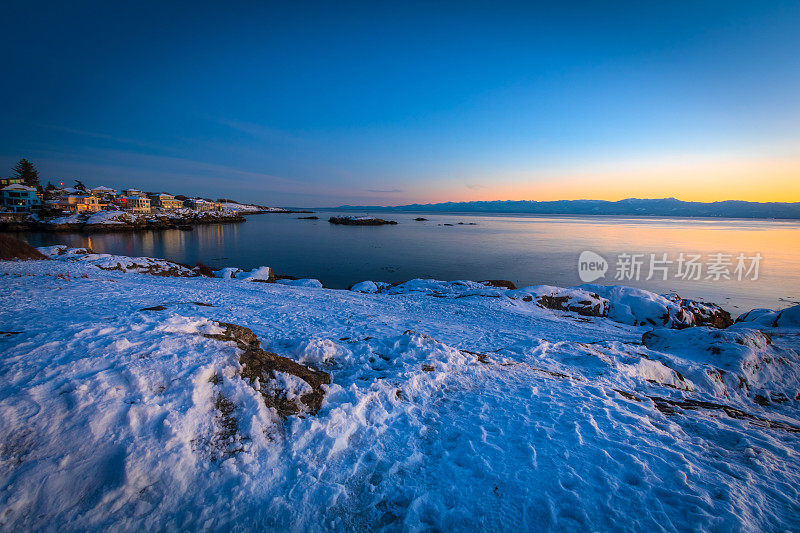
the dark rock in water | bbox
[328,216,398,226]
[205,322,331,417]
[140,305,167,311]
[177,224,193,231]
[481,279,517,290]
[442,223,453,226]
[667,295,733,329]
[413,217,428,221]
[0,234,47,261]
[297,216,319,220]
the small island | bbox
[328,215,398,226]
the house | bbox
[117,196,151,214]
[184,198,222,212]
[148,193,183,211]
[0,177,25,187]
[90,186,117,199]
[1,184,41,212]
[122,188,146,198]
[59,195,102,213]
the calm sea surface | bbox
[16,211,800,313]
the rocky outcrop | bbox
[1,210,247,233]
[536,292,608,317]
[205,322,331,417]
[328,216,398,226]
[667,295,733,329]
[480,279,517,290]
[0,235,47,261]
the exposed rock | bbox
[140,305,167,311]
[328,216,398,226]
[667,295,733,329]
[205,322,330,417]
[649,396,800,432]
[297,216,319,220]
[0,235,47,261]
[193,262,216,278]
[413,217,428,221]
[481,279,517,290]
[530,288,609,317]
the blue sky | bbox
[1,1,799,206]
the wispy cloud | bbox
[366,188,403,193]
[215,118,307,145]
[37,124,165,151]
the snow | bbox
[219,202,264,212]
[775,305,800,327]
[579,284,691,327]
[737,308,780,326]
[238,266,273,282]
[85,210,136,225]
[1,184,37,191]
[1,252,799,530]
[214,266,273,282]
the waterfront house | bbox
[118,196,151,214]
[90,186,117,199]
[184,198,222,211]
[122,188,146,198]
[149,193,183,211]
[59,195,103,213]
[0,177,25,187]
[1,184,41,212]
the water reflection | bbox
[16,213,800,312]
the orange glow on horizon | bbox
[416,155,800,204]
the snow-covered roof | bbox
[2,184,37,192]
[91,186,116,192]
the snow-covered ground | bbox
[219,202,292,213]
[1,249,799,531]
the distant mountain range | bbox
[335,198,800,219]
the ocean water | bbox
[17,211,800,313]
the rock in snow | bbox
[1,250,800,530]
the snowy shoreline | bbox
[1,246,799,530]
[0,207,316,233]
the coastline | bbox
[0,208,310,233]
[1,244,799,529]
